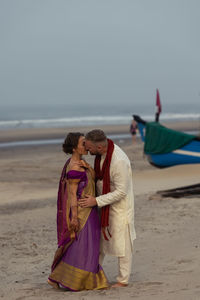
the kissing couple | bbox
[48,129,136,291]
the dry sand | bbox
[0,123,200,300]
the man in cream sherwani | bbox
[79,129,136,287]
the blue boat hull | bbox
[136,120,200,168]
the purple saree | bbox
[48,160,108,291]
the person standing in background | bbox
[130,119,137,143]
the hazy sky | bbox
[0,0,200,107]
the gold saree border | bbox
[49,261,109,290]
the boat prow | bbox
[133,115,200,168]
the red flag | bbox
[156,89,162,114]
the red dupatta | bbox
[94,139,114,240]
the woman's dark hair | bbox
[62,132,84,154]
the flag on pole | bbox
[156,89,162,114]
[155,89,162,122]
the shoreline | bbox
[0,119,200,143]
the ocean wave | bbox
[0,115,131,129]
[0,113,199,129]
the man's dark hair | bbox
[85,129,107,143]
[62,132,84,154]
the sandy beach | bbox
[1,123,200,300]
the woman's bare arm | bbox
[68,179,80,232]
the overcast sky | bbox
[0,0,200,107]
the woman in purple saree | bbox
[48,132,108,291]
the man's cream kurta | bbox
[96,144,136,257]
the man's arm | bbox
[79,159,130,208]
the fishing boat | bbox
[133,115,200,168]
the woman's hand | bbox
[79,160,90,169]
[70,217,79,233]
[80,160,95,179]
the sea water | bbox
[0,103,200,130]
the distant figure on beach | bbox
[48,132,108,291]
[130,119,137,143]
[79,129,136,288]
